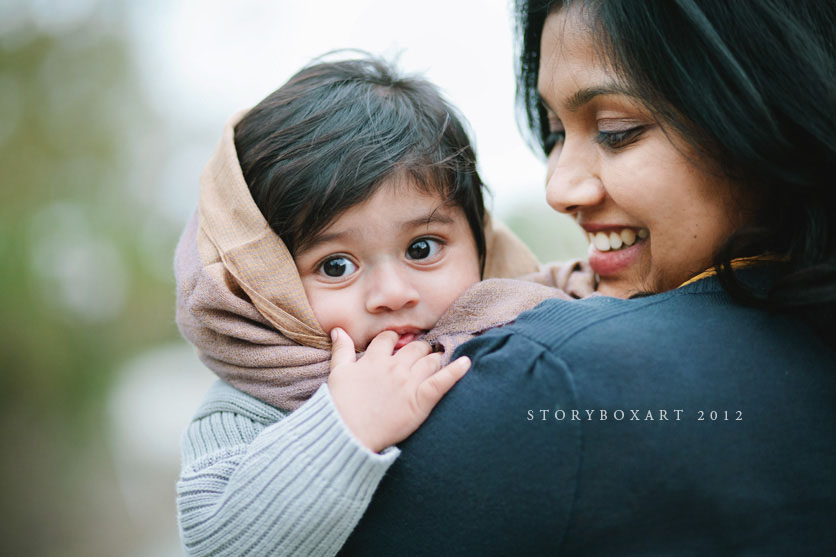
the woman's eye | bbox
[406,238,441,261]
[596,126,646,149]
[318,256,357,278]
[543,130,566,154]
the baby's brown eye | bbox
[406,238,440,260]
[408,240,430,259]
[320,257,356,277]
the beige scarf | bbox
[175,112,595,410]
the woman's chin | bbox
[595,278,634,299]
[588,242,648,298]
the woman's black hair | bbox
[235,55,487,274]
[516,0,836,339]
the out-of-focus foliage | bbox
[504,201,588,264]
[0,2,184,554]
[0,2,587,554]
[0,10,177,428]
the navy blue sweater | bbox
[341,274,836,555]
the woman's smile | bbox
[538,7,750,297]
[584,226,648,276]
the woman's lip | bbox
[587,238,645,276]
[581,223,643,233]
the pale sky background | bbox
[122,0,549,222]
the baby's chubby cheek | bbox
[425,271,481,322]
[302,288,361,344]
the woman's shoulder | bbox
[466,273,834,377]
[509,275,769,347]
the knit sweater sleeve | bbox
[177,380,400,556]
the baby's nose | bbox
[364,263,419,313]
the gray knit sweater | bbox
[177,380,399,556]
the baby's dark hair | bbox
[234,56,487,273]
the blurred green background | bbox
[0,1,586,555]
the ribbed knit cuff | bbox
[242,382,400,491]
[179,383,400,556]
[243,383,399,554]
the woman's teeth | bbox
[588,228,648,252]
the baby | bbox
[232,56,499,451]
[175,56,568,555]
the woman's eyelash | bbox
[543,130,565,154]
[596,126,646,149]
[543,126,647,154]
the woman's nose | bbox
[364,263,420,313]
[545,145,605,214]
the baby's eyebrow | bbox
[401,211,456,230]
[296,209,457,255]
[297,230,348,255]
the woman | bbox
[179,1,835,555]
[338,0,836,554]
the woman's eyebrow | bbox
[539,83,634,113]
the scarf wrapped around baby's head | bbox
[175,112,592,411]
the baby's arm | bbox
[177,330,470,556]
[177,382,396,557]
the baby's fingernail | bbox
[331,328,341,342]
[457,356,471,366]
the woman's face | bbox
[538,8,750,298]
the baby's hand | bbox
[327,327,471,453]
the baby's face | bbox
[294,181,481,350]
